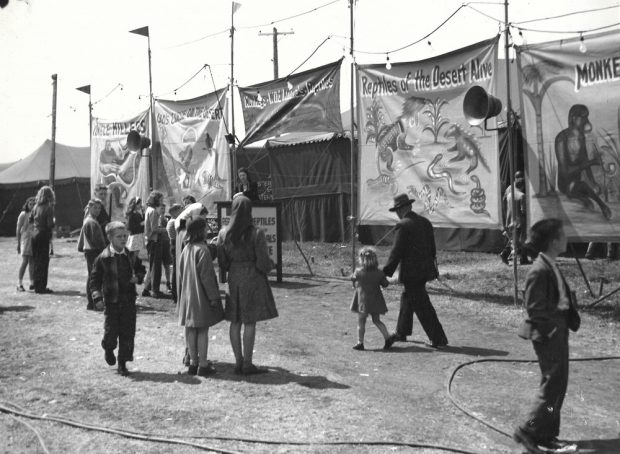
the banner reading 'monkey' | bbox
[358,37,500,229]
[238,59,343,146]
[154,88,230,214]
[518,29,620,240]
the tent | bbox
[238,132,356,242]
[0,140,91,236]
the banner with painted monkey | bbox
[517,29,620,240]
[357,37,500,228]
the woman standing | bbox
[142,190,164,298]
[217,195,278,375]
[78,199,106,310]
[31,186,55,294]
[16,197,36,291]
[125,197,145,262]
[233,167,259,201]
[177,217,224,376]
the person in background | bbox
[174,202,210,366]
[513,218,580,454]
[217,195,278,375]
[177,217,224,376]
[31,185,56,294]
[182,195,196,206]
[125,197,145,262]
[166,203,184,303]
[16,196,36,292]
[90,221,146,377]
[142,190,164,298]
[93,184,111,231]
[350,247,392,351]
[78,199,107,310]
[157,203,173,294]
[383,193,448,349]
[500,171,531,265]
[233,167,259,202]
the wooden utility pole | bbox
[50,74,57,188]
[258,27,294,79]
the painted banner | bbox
[517,30,620,240]
[238,59,343,146]
[357,37,500,228]
[92,110,150,221]
[154,88,230,214]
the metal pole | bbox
[504,0,518,305]
[147,32,154,191]
[50,74,57,188]
[273,27,279,79]
[230,4,237,195]
[349,0,356,271]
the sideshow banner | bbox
[358,37,500,228]
[238,59,343,146]
[154,88,230,214]
[92,110,150,222]
[518,30,620,240]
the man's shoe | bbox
[187,365,198,376]
[538,438,578,454]
[35,288,53,294]
[500,253,510,265]
[105,349,116,366]
[29,284,35,291]
[141,289,151,297]
[352,343,365,351]
[513,428,544,454]
[427,340,448,349]
[242,364,268,375]
[117,362,129,376]
[391,333,407,342]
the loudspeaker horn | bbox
[463,85,503,127]
[127,130,151,151]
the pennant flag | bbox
[76,85,91,95]
[129,26,149,37]
[232,1,242,15]
[357,37,500,229]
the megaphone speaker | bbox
[127,130,151,151]
[463,85,503,127]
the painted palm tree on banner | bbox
[521,59,573,196]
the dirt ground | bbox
[0,238,618,454]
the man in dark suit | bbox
[383,193,448,348]
[514,218,580,454]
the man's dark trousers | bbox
[519,317,569,442]
[397,280,448,345]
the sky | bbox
[0,0,618,164]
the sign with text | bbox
[216,201,282,282]
[357,37,500,229]
[238,59,343,146]
[517,29,620,240]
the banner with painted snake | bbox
[357,37,501,229]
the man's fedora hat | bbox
[389,193,415,212]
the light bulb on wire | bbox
[286,80,293,90]
[256,90,263,102]
[579,34,587,53]
[385,54,392,70]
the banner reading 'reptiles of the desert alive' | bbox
[238,59,343,146]
[517,30,620,240]
[92,109,150,222]
[154,88,230,214]
[358,37,500,228]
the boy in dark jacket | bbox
[90,221,146,376]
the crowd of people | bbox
[14,177,581,453]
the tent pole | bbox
[349,0,356,271]
[504,0,518,306]
[229,2,238,195]
[50,74,57,189]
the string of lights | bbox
[156,64,209,98]
[92,83,123,106]
[513,3,620,25]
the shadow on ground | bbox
[129,371,202,385]
[0,305,35,314]
[577,437,620,454]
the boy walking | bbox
[90,222,146,376]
